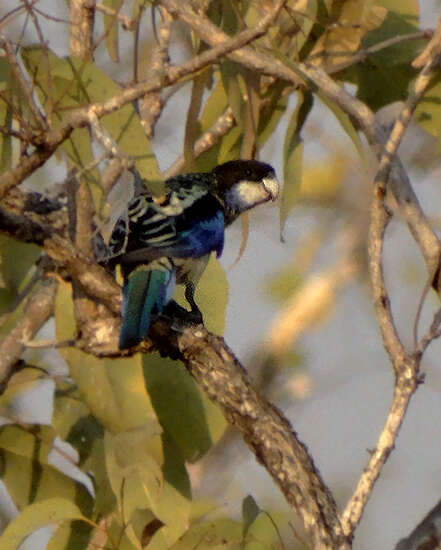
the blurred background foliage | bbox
[0,0,440,548]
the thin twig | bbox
[0,2,287,199]
[415,307,441,357]
[139,5,172,138]
[163,107,235,179]
[316,30,432,73]
[0,1,39,32]
[0,35,47,131]
[158,0,441,285]
[340,22,441,536]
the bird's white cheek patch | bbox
[229,181,271,210]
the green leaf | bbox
[257,81,289,148]
[52,396,117,518]
[195,256,228,336]
[174,255,228,336]
[143,353,226,463]
[0,369,51,423]
[318,93,365,161]
[21,46,162,194]
[0,445,93,515]
[105,428,164,522]
[0,425,54,464]
[169,519,242,550]
[46,521,94,550]
[244,512,282,550]
[220,0,240,36]
[242,495,260,535]
[0,67,12,173]
[142,436,191,549]
[0,498,88,550]
[0,236,40,293]
[271,0,318,58]
[103,0,120,62]
[267,264,303,303]
[218,126,242,164]
[55,283,162,434]
[308,1,387,72]
[199,79,229,133]
[280,90,313,235]
[415,76,441,138]
[378,0,419,19]
[220,60,245,127]
[343,3,422,110]
[0,288,15,315]
[105,429,191,549]
[183,72,208,171]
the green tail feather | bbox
[119,267,168,349]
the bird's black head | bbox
[211,160,279,224]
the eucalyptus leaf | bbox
[103,0,120,62]
[169,519,242,550]
[21,46,162,195]
[318,93,365,161]
[143,352,226,463]
[343,3,422,110]
[55,283,162,434]
[244,512,281,550]
[242,495,260,535]
[173,255,228,336]
[0,447,92,515]
[0,498,88,550]
[280,91,313,235]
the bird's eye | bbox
[245,169,252,178]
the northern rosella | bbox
[104,160,279,349]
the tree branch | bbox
[138,6,172,139]
[0,2,286,200]
[0,192,349,550]
[158,0,441,287]
[340,25,441,536]
[149,320,349,550]
[395,498,441,550]
[163,107,235,179]
[0,35,47,132]
[70,0,95,60]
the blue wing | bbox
[109,187,225,264]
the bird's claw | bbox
[161,301,204,332]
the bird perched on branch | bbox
[104,159,279,350]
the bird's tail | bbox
[119,259,176,350]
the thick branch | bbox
[395,498,441,550]
[70,0,95,60]
[0,202,348,550]
[149,324,349,550]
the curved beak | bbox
[262,175,279,201]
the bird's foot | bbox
[161,301,203,332]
